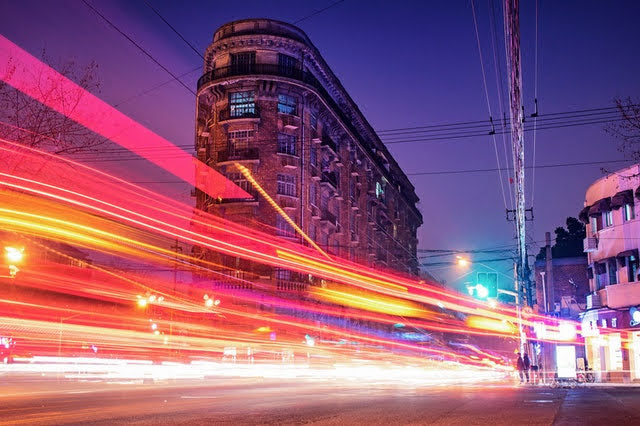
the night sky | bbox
[2,0,639,288]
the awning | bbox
[579,206,591,224]
[617,249,639,267]
[588,197,611,216]
[617,249,639,259]
[611,190,634,209]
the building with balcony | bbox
[194,19,423,290]
[578,164,640,382]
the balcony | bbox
[310,165,321,180]
[280,154,299,169]
[584,236,598,252]
[217,148,259,164]
[320,136,338,154]
[219,106,260,122]
[599,281,640,309]
[320,211,338,228]
[320,171,338,189]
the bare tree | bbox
[0,50,105,154]
[606,97,640,161]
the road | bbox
[1,377,640,425]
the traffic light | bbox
[476,272,498,299]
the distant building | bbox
[579,163,640,382]
[193,19,423,290]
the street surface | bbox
[2,377,640,425]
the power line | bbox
[470,0,509,211]
[293,0,346,24]
[406,158,633,177]
[81,0,196,96]
[142,0,204,60]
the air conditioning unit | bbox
[583,237,598,252]
[586,293,602,309]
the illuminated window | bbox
[229,91,255,117]
[277,133,296,156]
[277,174,296,196]
[277,94,297,115]
[375,181,384,199]
[628,256,639,282]
[624,203,635,221]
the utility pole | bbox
[504,0,533,306]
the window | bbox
[275,268,291,281]
[628,255,639,283]
[309,183,317,207]
[229,91,255,117]
[278,53,298,75]
[624,203,635,221]
[309,224,317,242]
[225,172,254,198]
[278,94,297,115]
[608,258,618,285]
[276,215,295,238]
[310,111,318,130]
[231,51,255,71]
[603,210,614,227]
[277,133,297,156]
[590,215,602,234]
[310,145,317,167]
[228,129,254,153]
[277,174,296,196]
[375,181,384,199]
[320,191,329,211]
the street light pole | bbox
[58,313,83,357]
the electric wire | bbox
[470,0,509,211]
[81,0,196,96]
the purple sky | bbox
[2,0,639,288]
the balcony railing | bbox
[217,147,259,163]
[320,136,338,154]
[219,106,260,121]
[197,63,415,216]
[320,171,338,189]
[320,211,337,227]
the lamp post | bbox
[58,313,84,357]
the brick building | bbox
[194,19,423,287]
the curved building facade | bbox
[579,163,640,381]
[194,19,423,287]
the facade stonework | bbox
[194,19,423,291]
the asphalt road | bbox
[1,378,639,425]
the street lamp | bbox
[4,246,24,278]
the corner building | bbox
[579,164,640,382]
[194,19,423,287]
